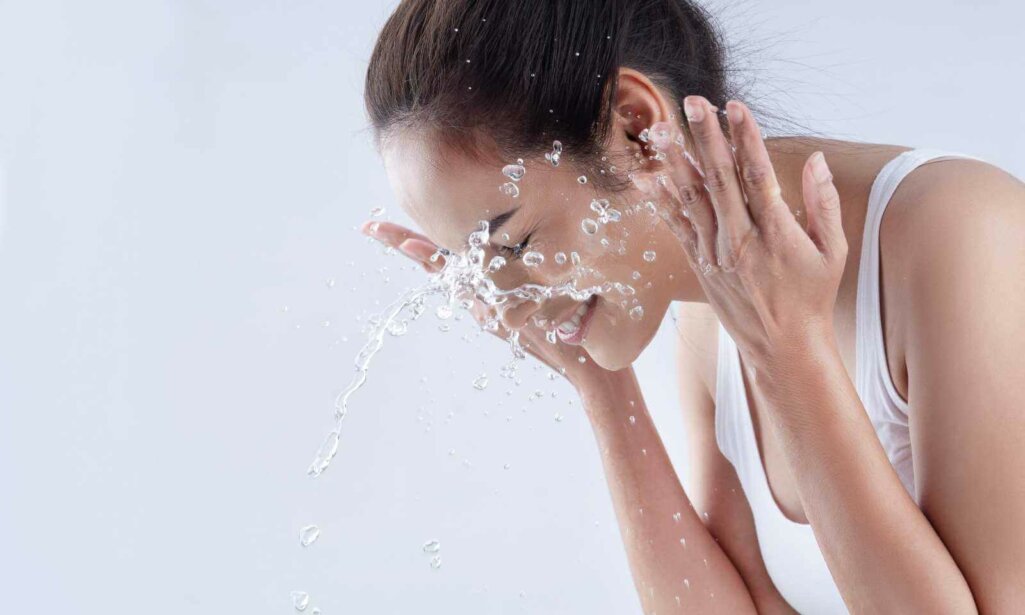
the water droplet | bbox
[502,164,526,182]
[629,306,644,320]
[499,182,520,198]
[430,555,442,569]
[571,252,581,266]
[488,255,506,272]
[522,251,544,267]
[325,278,335,288]
[672,512,681,523]
[473,374,489,390]
[554,413,564,422]
[684,579,690,589]
[422,539,441,553]
[554,252,567,265]
[577,175,588,184]
[545,141,562,167]
[546,329,557,344]
[436,305,453,320]
[299,525,320,547]
[578,356,586,364]
[643,250,656,262]
[581,219,599,235]
[631,271,641,280]
[370,207,386,217]
[291,590,310,611]
[628,415,636,425]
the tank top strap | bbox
[854,148,987,416]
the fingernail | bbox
[726,101,744,126]
[361,220,380,236]
[811,151,832,183]
[684,97,704,123]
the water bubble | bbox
[488,256,506,272]
[473,374,489,390]
[522,251,544,267]
[638,128,651,143]
[554,252,567,265]
[631,271,641,280]
[499,182,520,198]
[307,431,339,477]
[673,512,681,523]
[299,525,320,547]
[430,555,442,569]
[643,250,656,262]
[571,252,581,266]
[386,320,408,336]
[578,356,586,364]
[684,579,690,589]
[581,219,599,235]
[546,329,557,344]
[554,413,564,422]
[325,278,335,288]
[370,207,386,217]
[423,539,441,553]
[577,175,588,184]
[291,591,310,611]
[629,306,644,321]
[436,305,453,320]
[502,164,526,182]
[545,140,563,166]
[628,415,636,425]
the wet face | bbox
[382,128,692,371]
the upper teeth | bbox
[557,302,590,335]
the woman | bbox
[360,1,1025,612]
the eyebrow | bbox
[483,208,519,238]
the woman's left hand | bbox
[649,96,848,371]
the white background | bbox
[0,1,1021,613]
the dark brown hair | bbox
[364,0,742,182]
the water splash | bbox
[290,590,310,611]
[306,219,637,478]
[299,525,320,547]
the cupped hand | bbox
[649,96,848,369]
[360,220,619,390]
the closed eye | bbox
[497,233,533,260]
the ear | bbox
[609,68,681,194]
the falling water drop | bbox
[488,255,506,272]
[291,591,310,611]
[422,539,441,553]
[499,182,520,198]
[473,374,489,390]
[370,207,386,217]
[436,305,453,320]
[299,525,320,547]
[430,555,442,569]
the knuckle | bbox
[679,182,702,205]
[703,164,734,193]
[740,162,773,190]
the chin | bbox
[581,305,666,372]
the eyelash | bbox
[498,233,533,260]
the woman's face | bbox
[381,131,690,371]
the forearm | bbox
[747,335,976,613]
[578,368,757,614]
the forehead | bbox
[381,132,514,251]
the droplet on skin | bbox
[554,252,567,265]
[578,356,586,363]
[581,219,599,235]
[546,329,557,344]
[299,525,320,547]
[499,182,520,198]
[545,141,562,167]
[502,164,526,182]
[629,306,644,321]
[577,175,588,184]
[643,250,656,262]
[628,415,636,425]
[522,251,544,267]
[684,579,690,589]
[672,512,681,523]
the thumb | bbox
[802,151,847,261]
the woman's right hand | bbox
[360,220,621,391]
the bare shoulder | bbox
[672,301,720,401]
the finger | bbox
[802,152,848,262]
[650,122,719,268]
[683,95,756,250]
[652,167,702,270]
[723,100,791,231]
[397,237,445,273]
[360,220,434,248]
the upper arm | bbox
[674,302,798,614]
[903,163,1025,612]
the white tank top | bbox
[674,148,986,613]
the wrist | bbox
[743,325,840,394]
[575,366,639,412]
